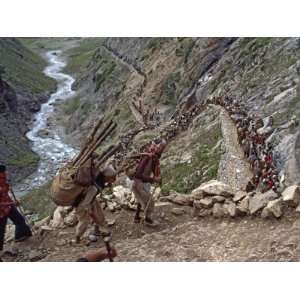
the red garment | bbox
[0,173,13,218]
[267,179,274,189]
[265,154,273,164]
[134,154,161,183]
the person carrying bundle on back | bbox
[131,139,167,227]
[50,118,119,244]
[73,165,117,244]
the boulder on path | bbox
[212,203,224,218]
[171,207,186,216]
[192,180,235,198]
[282,185,300,206]
[236,196,249,214]
[261,198,283,218]
[160,192,194,206]
[51,207,66,228]
[112,185,132,205]
[233,191,247,203]
[191,188,205,199]
[199,197,214,208]
[212,195,227,203]
[198,208,212,217]
[223,201,237,217]
[248,190,278,215]
[193,200,202,216]
[64,210,78,227]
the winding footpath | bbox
[17,50,77,195]
[217,107,253,190]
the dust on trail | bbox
[113,211,300,262]
[217,107,253,190]
[5,204,300,262]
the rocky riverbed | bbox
[16,50,78,196]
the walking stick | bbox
[144,182,161,218]
[9,186,30,224]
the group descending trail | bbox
[217,107,253,190]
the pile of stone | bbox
[34,184,151,231]
[110,185,136,210]
[160,180,300,219]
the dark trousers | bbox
[0,206,32,251]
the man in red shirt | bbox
[0,165,32,260]
[132,139,167,226]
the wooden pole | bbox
[72,117,104,166]
[95,143,121,169]
[74,120,115,167]
[76,122,117,167]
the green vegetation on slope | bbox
[62,38,104,74]
[22,182,55,219]
[161,121,222,195]
[0,38,56,94]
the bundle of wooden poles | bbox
[71,118,120,170]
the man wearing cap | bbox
[132,139,167,226]
[74,165,117,244]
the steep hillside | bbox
[0,38,56,182]
[54,37,300,194]
[3,37,300,262]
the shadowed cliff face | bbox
[0,76,17,112]
[0,75,38,182]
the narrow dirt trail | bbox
[9,206,300,262]
[102,44,146,82]
[217,107,253,190]
[113,211,300,262]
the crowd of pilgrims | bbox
[115,94,282,194]
[211,96,280,193]
[163,95,281,193]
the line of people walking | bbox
[211,96,280,193]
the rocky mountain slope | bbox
[20,37,300,219]
[0,38,56,182]
[5,37,300,262]
[55,37,300,192]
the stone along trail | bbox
[16,50,77,195]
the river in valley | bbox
[16,50,78,195]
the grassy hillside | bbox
[0,38,56,94]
